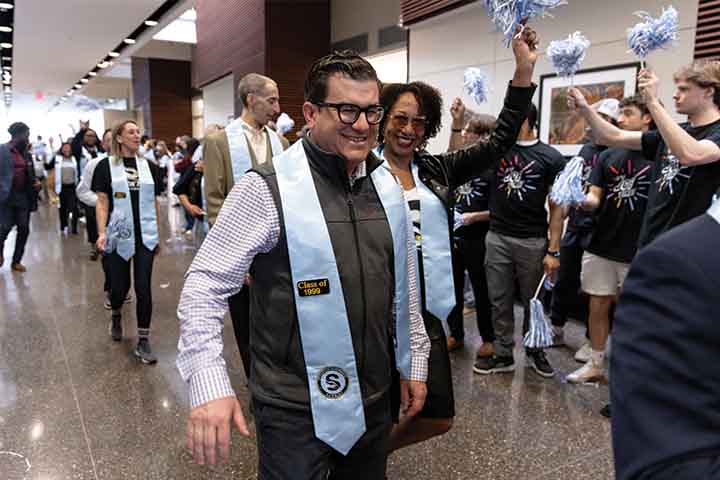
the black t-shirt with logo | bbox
[453,168,492,238]
[92,157,161,244]
[489,141,566,238]
[567,142,607,232]
[639,121,720,247]
[587,148,654,263]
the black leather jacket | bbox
[414,82,536,238]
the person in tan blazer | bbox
[203,73,285,226]
[201,73,285,378]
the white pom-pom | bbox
[464,68,489,105]
[547,32,591,78]
[627,6,679,59]
[550,156,587,206]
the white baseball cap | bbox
[591,98,620,121]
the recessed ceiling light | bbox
[81,78,89,84]
[0,42,12,49]
[2,66,10,71]
[0,26,12,33]
[88,71,97,77]
[0,3,14,10]
[123,38,136,45]
[108,51,120,58]
[145,20,158,27]
[74,83,82,89]
[2,79,10,85]
[97,61,109,68]
[1,56,10,61]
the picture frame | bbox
[538,62,641,157]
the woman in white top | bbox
[48,142,80,234]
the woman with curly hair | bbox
[375,27,540,452]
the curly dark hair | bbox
[377,81,443,149]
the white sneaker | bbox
[567,358,605,384]
[574,341,592,363]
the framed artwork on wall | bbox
[539,62,641,157]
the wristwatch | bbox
[546,250,560,258]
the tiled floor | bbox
[0,200,614,479]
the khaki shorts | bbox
[581,252,630,296]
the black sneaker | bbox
[473,355,515,374]
[110,314,122,342]
[600,404,611,418]
[134,339,158,365]
[526,349,555,378]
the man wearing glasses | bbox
[177,51,431,478]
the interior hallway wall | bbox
[408,0,700,154]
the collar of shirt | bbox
[516,139,540,147]
[238,118,266,138]
[708,195,720,224]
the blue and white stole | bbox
[273,141,412,455]
[109,156,159,260]
[374,145,456,321]
[226,117,284,183]
[55,155,78,194]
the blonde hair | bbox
[674,60,720,108]
[110,120,139,165]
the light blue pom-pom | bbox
[483,0,567,46]
[627,6,679,59]
[550,155,586,206]
[464,68,489,105]
[547,32,591,78]
[524,297,554,349]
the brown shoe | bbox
[477,342,495,358]
[447,336,464,352]
[11,262,26,272]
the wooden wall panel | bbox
[194,0,266,88]
[695,0,720,60]
[266,1,331,137]
[149,59,193,144]
[400,0,474,26]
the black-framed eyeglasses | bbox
[388,112,427,130]
[314,102,385,125]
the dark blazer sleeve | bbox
[437,82,536,191]
[0,145,12,204]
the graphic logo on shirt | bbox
[581,153,600,191]
[656,152,690,195]
[318,367,349,399]
[455,178,488,206]
[125,167,140,191]
[497,154,541,201]
[606,159,652,211]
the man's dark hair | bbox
[304,50,381,104]
[141,135,149,144]
[620,94,657,130]
[377,82,443,149]
[526,103,538,132]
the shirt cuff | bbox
[188,366,237,408]
[406,353,429,382]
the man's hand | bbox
[96,234,106,253]
[189,205,205,218]
[511,24,539,71]
[543,255,560,279]
[187,396,249,466]
[399,379,427,418]
[450,98,466,129]
[567,88,590,112]
[638,69,660,104]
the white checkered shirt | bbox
[177,170,431,408]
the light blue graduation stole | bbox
[374,145,456,321]
[109,156,159,260]
[55,155,78,194]
[274,141,412,455]
[200,176,209,234]
[226,118,284,183]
